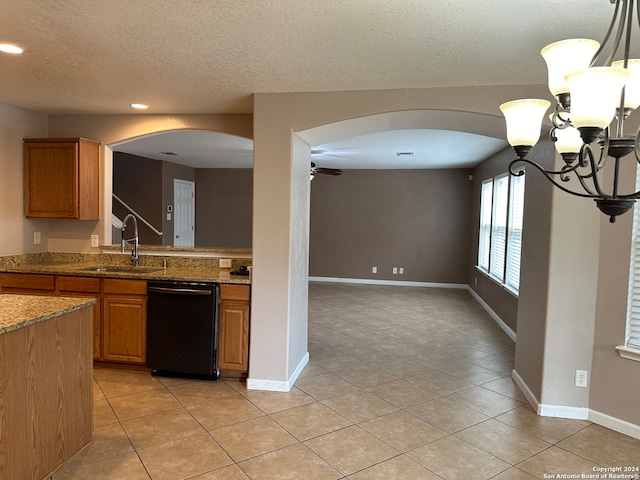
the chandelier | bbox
[500,0,640,223]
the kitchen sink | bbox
[79,266,162,273]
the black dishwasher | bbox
[147,281,220,380]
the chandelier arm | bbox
[583,145,611,198]
[509,158,598,199]
[616,0,636,137]
[594,130,610,171]
[592,0,626,66]
[636,125,640,163]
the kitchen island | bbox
[0,295,94,480]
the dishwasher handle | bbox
[148,286,213,296]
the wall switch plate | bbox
[399,267,404,274]
[90,235,99,247]
[33,232,41,245]
[219,258,232,268]
[392,267,398,274]
[575,370,588,388]
[372,266,377,274]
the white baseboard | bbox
[287,351,309,388]
[246,352,309,392]
[467,287,516,342]
[308,276,466,289]
[589,409,640,440]
[538,404,589,420]
[512,369,640,439]
[512,368,539,410]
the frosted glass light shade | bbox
[541,39,600,96]
[565,67,631,128]
[612,59,640,110]
[553,125,583,154]
[500,99,551,147]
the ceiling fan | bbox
[310,162,342,180]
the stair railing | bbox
[112,193,163,237]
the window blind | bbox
[505,174,525,293]
[478,180,493,271]
[490,175,509,282]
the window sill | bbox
[615,345,640,362]
[474,266,519,298]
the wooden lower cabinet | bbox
[0,272,55,295]
[57,275,102,359]
[218,284,250,375]
[1,273,252,371]
[102,279,147,364]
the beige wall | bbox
[0,102,49,255]
[310,168,472,283]
[195,168,252,248]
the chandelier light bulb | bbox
[553,124,583,155]
[541,39,600,98]
[499,99,551,148]
[565,67,631,129]
[612,59,640,111]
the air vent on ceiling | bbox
[161,151,183,156]
[396,152,414,157]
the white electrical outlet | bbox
[392,267,398,274]
[33,232,41,245]
[372,266,377,274]
[90,235,99,248]
[399,267,404,274]
[575,370,588,388]
[219,258,232,268]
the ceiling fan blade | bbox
[315,167,342,176]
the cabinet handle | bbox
[148,286,212,296]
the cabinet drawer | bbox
[0,273,55,292]
[57,276,101,293]
[103,279,147,295]
[219,284,250,301]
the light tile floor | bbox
[52,283,640,479]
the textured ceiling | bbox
[0,0,621,167]
[0,0,617,115]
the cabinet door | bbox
[57,276,102,360]
[24,141,79,218]
[102,296,147,364]
[23,138,99,219]
[218,301,249,372]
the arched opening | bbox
[108,129,253,248]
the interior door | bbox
[174,179,195,247]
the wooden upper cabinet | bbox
[24,138,100,219]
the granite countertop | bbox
[0,294,96,335]
[0,262,251,284]
[0,252,252,285]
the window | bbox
[477,172,526,294]
[623,188,640,358]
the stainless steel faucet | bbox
[121,213,139,266]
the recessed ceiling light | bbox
[161,151,183,156]
[130,103,148,109]
[0,44,24,54]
